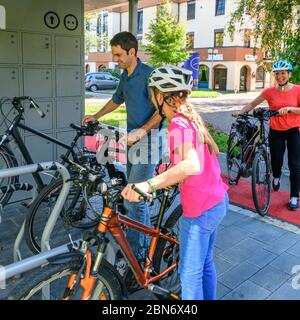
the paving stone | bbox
[217,282,231,300]
[267,279,300,300]
[250,265,290,292]
[222,280,271,300]
[234,216,267,233]
[215,225,253,251]
[264,232,300,255]
[249,226,286,245]
[220,210,248,227]
[246,248,278,268]
[219,238,264,264]
[214,255,236,276]
[218,261,259,289]
[286,241,300,258]
[270,252,300,275]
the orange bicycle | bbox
[6,162,181,300]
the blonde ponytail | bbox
[176,103,219,155]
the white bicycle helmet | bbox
[148,65,193,93]
[272,60,293,72]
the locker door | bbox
[24,134,54,163]
[56,68,82,97]
[56,100,82,129]
[22,33,52,65]
[0,67,19,97]
[0,31,18,64]
[24,101,53,131]
[23,68,52,98]
[55,36,81,65]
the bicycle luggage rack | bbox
[0,162,71,262]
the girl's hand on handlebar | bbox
[121,182,151,202]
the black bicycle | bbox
[0,96,102,207]
[227,107,278,216]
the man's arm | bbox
[122,111,162,145]
[140,111,162,133]
[82,99,120,124]
[94,99,120,118]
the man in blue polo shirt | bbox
[82,32,162,260]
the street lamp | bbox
[208,48,218,89]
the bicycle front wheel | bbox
[251,149,271,216]
[0,145,18,206]
[6,258,123,300]
[25,178,104,254]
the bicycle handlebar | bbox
[131,184,154,202]
[29,98,45,118]
[232,108,279,120]
[12,96,45,118]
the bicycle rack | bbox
[0,162,71,262]
[0,161,116,290]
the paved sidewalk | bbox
[1,200,300,300]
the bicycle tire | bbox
[5,258,123,300]
[152,204,182,298]
[0,144,18,206]
[251,148,271,216]
[25,178,104,254]
[226,130,242,185]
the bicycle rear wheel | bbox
[226,130,242,185]
[6,258,123,300]
[0,145,18,206]
[25,178,104,254]
[251,148,271,216]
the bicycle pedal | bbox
[148,284,180,300]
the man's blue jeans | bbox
[124,133,159,260]
[179,193,228,300]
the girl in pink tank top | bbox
[122,66,228,300]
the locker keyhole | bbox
[50,16,55,25]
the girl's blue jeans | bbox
[179,193,229,300]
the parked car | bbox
[85,72,120,91]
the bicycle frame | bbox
[1,117,83,187]
[65,187,180,300]
[229,114,269,175]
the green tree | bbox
[143,0,189,66]
[228,0,300,82]
[84,13,109,56]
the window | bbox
[137,10,143,35]
[256,67,264,81]
[214,29,224,47]
[97,12,109,52]
[215,0,225,16]
[186,32,195,49]
[187,1,196,20]
[95,75,106,80]
[244,29,251,47]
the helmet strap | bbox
[278,80,289,91]
[154,94,166,120]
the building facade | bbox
[85,0,273,92]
